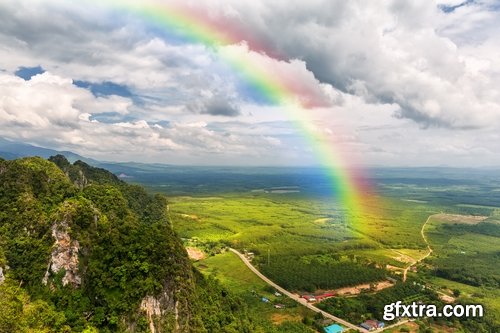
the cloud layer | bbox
[0,0,499,166]
[190,0,500,129]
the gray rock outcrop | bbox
[43,216,81,287]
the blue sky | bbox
[0,0,499,166]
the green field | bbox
[169,193,440,292]
[417,214,500,330]
[425,214,500,288]
[194,251,317,332]
[427,277,500,323]
[125,165,500,332]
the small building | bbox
[324,323,344,333]
[315,292,335,301]
[261,297,270,303]
[274,291,282,297]
[302,295,317,302]
[274,304,285,309]
[360,322,374,331]
[360,320,384,331]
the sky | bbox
[0,0,499,167]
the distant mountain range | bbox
[0,137,96,164]
[0,138,188,182]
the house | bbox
[274,291,282,297]
[360,323,371,331]
[360,320,384,331]
[315,292,335,301]
[302,295,317,302]
[324,323,344,333]
[261,297,270,303]
[274,304,285,309]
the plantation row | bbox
[258,255,387,292]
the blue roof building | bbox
[324,323,344,333]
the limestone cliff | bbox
[0,156,212,332]
[139,281,183,333]
[0,267,5,284]
[42,209,81,287]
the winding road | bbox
[402,215,434,282]
[229,248,370,333]
[228,214,440,332]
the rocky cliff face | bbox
[140,296,164,333]
[42,211,81,287]
[0,156,202,332]
[139,281,183,333]
[0,267,5,284]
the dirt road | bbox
[402,215,434,281]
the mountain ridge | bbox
[0,155,255,332]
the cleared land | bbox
[185,247,206,260]
[330,280,394,297]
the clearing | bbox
[326,280,395,297]
[185,247,206,260]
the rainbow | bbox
[85,0,377,224]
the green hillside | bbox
[0,156,258,332]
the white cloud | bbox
[0,71,300,165]
[0,0,499,166]
[194,0,500,129]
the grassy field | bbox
[169,193,441,292]
[427,277,500,320]
[195,250,267,292]
[120,165,500,331]
[194,251,317,331]
[419,214,500,329]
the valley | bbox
[1,157,498,332]
[129,165,500,332]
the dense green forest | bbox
[427,221,500,288]
[433,252,500,288]
[0,156,276,332]
[258,254,387,292]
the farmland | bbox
[194,250,317,332]
[168,194,416,292]
[113,163,500,331]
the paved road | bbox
[229,248,370,333]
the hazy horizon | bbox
[4,136,500,170]
[1,1,500,168]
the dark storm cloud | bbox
[188,95,241,117]
[197,0,500,129]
